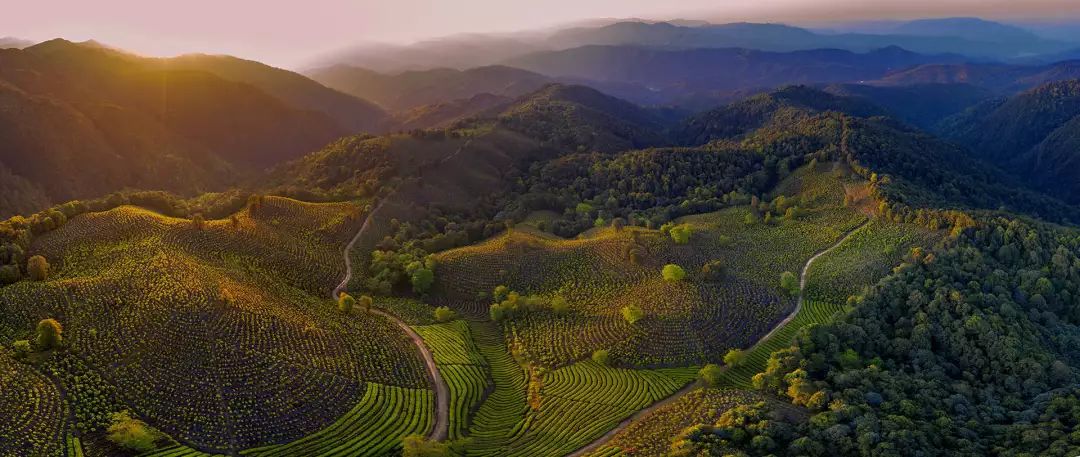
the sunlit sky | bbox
[3,0,1078,68]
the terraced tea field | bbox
[0,198,432,455]
[432,163,868,368]
[804,218,942,304]
[0,352,66,456]
[0,163,932,456]
[413,320,491,440]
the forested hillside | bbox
[941,80,1080,204]
[0,39,386,218]
[307,65,552,112]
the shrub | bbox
[662,264,686,282]
[621,305,644,325]
[780,271,798,296]
[12,340,31,358]
[724,348,747,367]
[550,296,570,315]
[338,293,356,314]
[699,363,723,387]
[434,306,456,323]
[402,433,451,456]
[0,264,21,284]
[106,411,159,452]
[701,260,726,281]
[592,349,611,366]
[359,295,374,313]
[489,303,508,322]
[669,224,692,244]
[36,318,62,350]
[27,255,49,281]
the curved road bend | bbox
[332,198,450,442]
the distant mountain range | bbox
[312,18,1077,73]
[308,46,968,113]
[871,60,1080,92]
[307,65,551,112]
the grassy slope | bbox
[0,197,431,454]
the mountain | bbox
[308,65,552,112]
[891,17,1043,43]
[491,83,669,152]
[310,20,1070,74]
[545,20,1071,60]
[393,93,512,130]
[0,39,350,217]
[873,60,1080,92]
[821,83,994,128]
[310,36,546,73]
[675,85,887,146]
[165,54,388,132]
[546,21,820,51]
[939,80,1080,202]
[0,37,33,49]
[507,45,964,102]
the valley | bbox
[3,8,1080,457]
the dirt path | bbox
[333,199,450,442]
[567,218,870,457]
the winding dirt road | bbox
[332,199,450,442]
[568,218,870,457]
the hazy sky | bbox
[3,0,1079,68]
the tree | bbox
[337,293,356,313]
[493,285,509,302]
[550,296,570,315]
[621,305,644,324]
[611,217,626,230]
[592,349,611,366]
[670,224,692,244]
[27,255,48,281]
[434,306,456,323]
[780,271,798,296]
[359,295,374,313]
[662,264,686,282]
[724,348,747,367]
[699,363,723,386]
[411,267,434,293]
[107,411,159,453]
[36,318,62,350]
